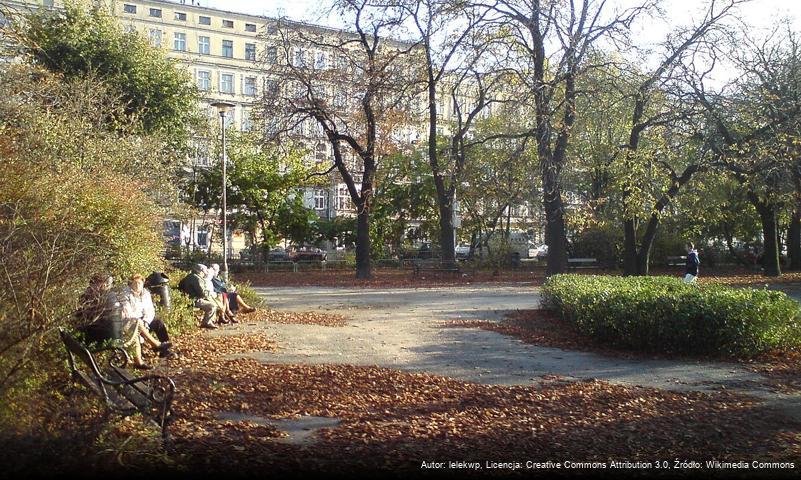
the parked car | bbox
[292,247,327,262]
[267,248,290,262]
[455,243,471,260]
[529,244,548,260]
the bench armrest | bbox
[89,345,131,369]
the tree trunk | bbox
[437,202,455,266]
[749,193,781,277]
[635,214,662,276]
[622,219,639,276]
[355,203,372,279]
[789,205,801,270]
[543,189,568,276]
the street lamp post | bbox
[211,101,235,282]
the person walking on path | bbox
[178,264,218,329]
[684,242,700,283]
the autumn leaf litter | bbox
[150,309,800,473]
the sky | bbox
[197,0,801,33]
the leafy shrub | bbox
[161,269,200,335]
[542,274,801,356]
[0,64,180,406]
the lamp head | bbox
[210,101,235,114]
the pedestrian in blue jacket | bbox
[684,242,700,283]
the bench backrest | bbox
[59,328,109,394]
[568,258,597,263]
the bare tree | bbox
[258,1,418,278]
[616,0,742,276]
[401,0,511,266]
[689,23,801,277]
[480,0,655,275]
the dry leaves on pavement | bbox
[236,269,543,288]
[243,309,349,327]
[156,329,801,476]
[448,309,801,394]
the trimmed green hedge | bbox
[542,275,801,356]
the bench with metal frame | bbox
[666,256,686,267]
[412,258,461,276]
[567,257,599,270]
[58,328,176,441]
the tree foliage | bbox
[191,131,321,254]
[14,1,200,148]
[0,64,169,401]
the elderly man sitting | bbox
[178,264,218,329]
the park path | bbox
[228,284,800,419]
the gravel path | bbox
[231,284,800,419]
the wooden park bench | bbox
[59,328,176,440]
[666,256,686,267]
[412,258,461,277]
[567,257,599,270]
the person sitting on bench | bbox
[178,264,218,329]
[120,274,173,369]
[76,273,118,343]
[210,263,256,315]
[199,264,236,324]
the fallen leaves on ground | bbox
[154,328,801,475]
[236,269,543,288]
[745,350,801,394]
[449,309,801,394]
[244,309,349,327]
[236,267,801,289]
[699,270,801,287]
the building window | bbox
[220,74,234,94]
[174,32,186,51]
[123,4,136,14]
[222,19,234,28]
[222,40,233,58]
[314,190,327,210]
[266,46,277,64]
[123,24,135,34]
[244,77,257,96]
[223,109,234,128]
[43,0,54,6]
[199,15,211,25]
[334,89,347,109]
[315,51,326,70]
[293,48,305,67]
[149,29,162,47]
[197,71,211,91]
[242,43,256,61]
[336,185,352,211]
[264,79,279,97]
[149,8,161,17]
[245,23,257,32]
[315,143,326,164]
[242,110,252,131]
[198,36,210,55]
[175,12,187,21]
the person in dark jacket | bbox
[210,263,256,315]
[178,264,218,329]
[684,242,700,283]
[76,273,118,343]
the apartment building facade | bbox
[5,0,543,253]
